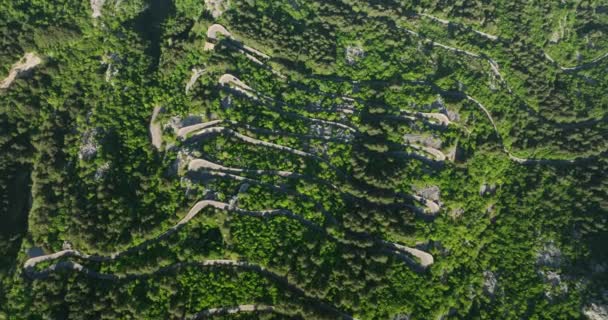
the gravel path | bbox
[205,24,271,63]
[1,53,42,89]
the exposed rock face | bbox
[447,109,460,122]
[584,303,608,320]
[79,128,100,161]
[1,52,42,89]
[479,183,497,196]
[536,242,562,268]
[205,0,230,18]
[345,46,365,65]
[539,270,568,300]
[91,0,105,18]
[221,96,233,109]
[62,241,73,250]
[483,271,497,296]
[449,208,464,219]
[94,162,111,181]
[102,53,120,82]
[416,185,440,202]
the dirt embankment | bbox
[1,53,42,89]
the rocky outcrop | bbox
[479,183,496,196]
[584,303,608,320]
[1,53,42,89]
[345,46,365,65]
[536,242,562,268]
[483,271,498,296]
[204,0,230,19]
[79,128,100,161]
[91,0,105,18]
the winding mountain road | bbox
[25,197,433,276]
[189,158,300,178]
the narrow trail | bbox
[1,53,42,89]
[222,61,596,164]
[262,76,604,163]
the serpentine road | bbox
[218,73,358,133]
[416,12,608,73]
[25,194,434,278]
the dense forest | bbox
[0,0,606,319]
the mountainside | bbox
[1,1,607,319]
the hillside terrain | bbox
[1,0,607,319]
